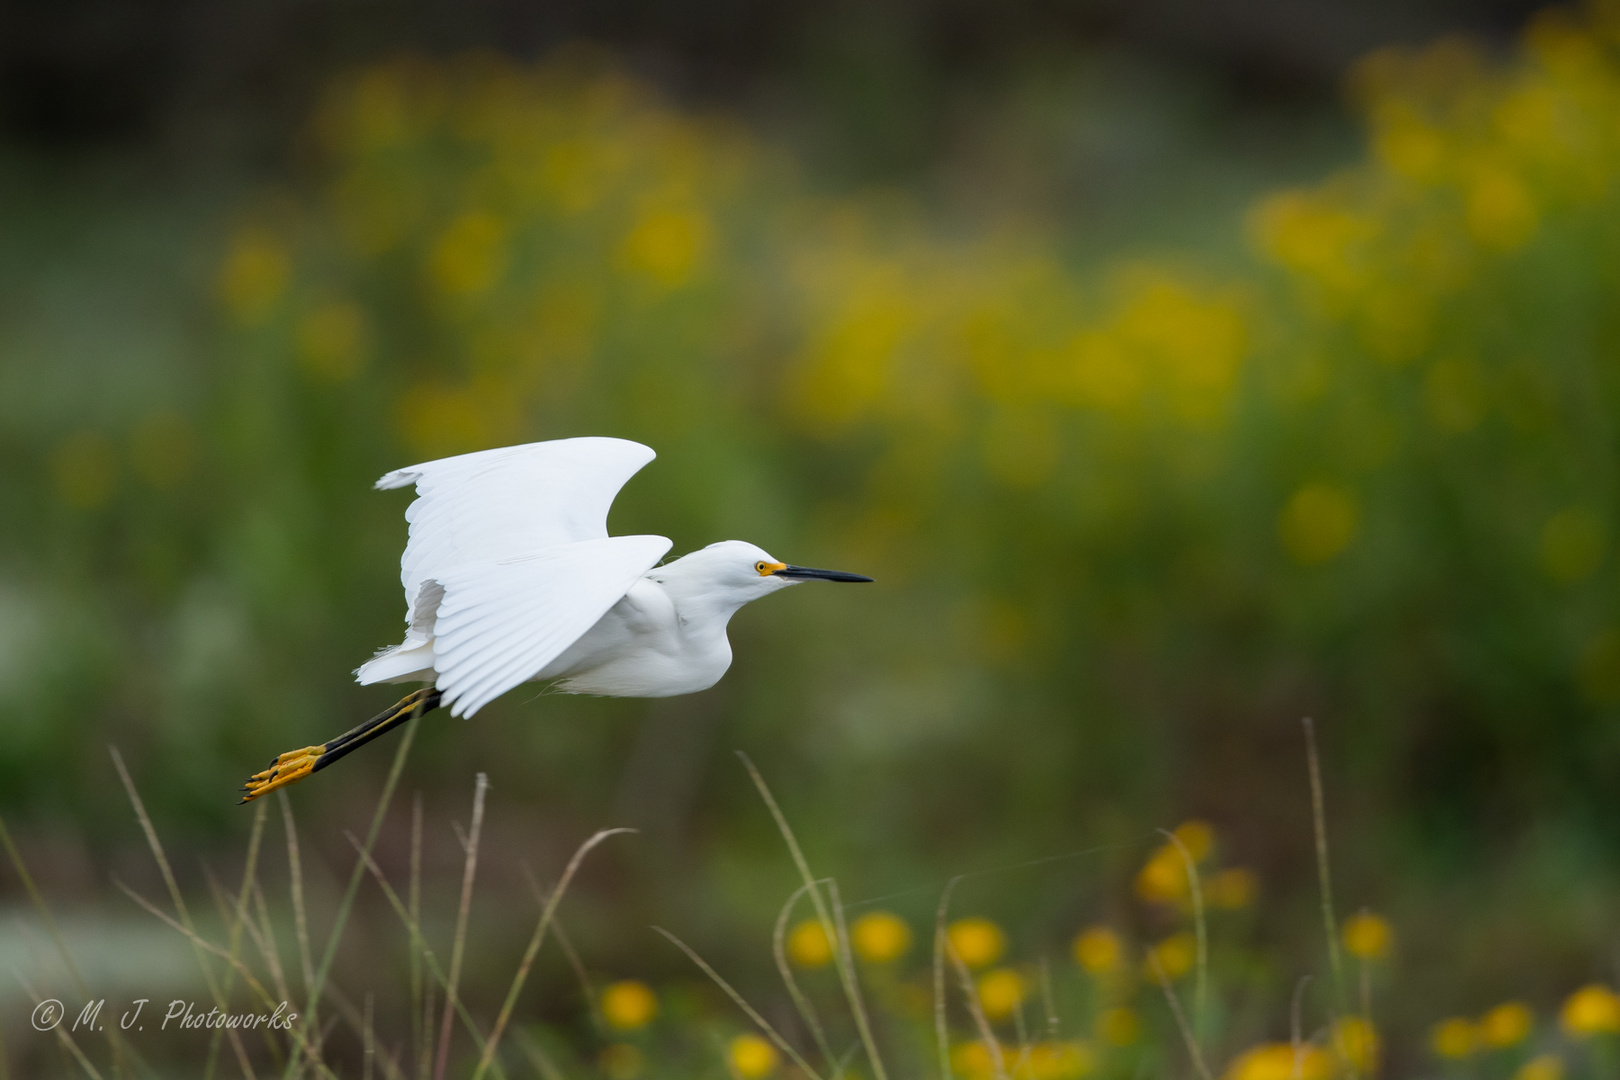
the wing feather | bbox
[430,535,672,717]
[358,438,667,709]
[378,437,656,610]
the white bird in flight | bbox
[241,437,870,801]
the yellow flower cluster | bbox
[727,1033,779,1079]
[1133,820,1258,911]
[197,6,1620,784]
[949,917,1009,969]
[953,1038,1095,1080]
[1561,984,1620,1036]
[1335,1016,1380,1072]
[1421,987,1620,1070]
[600,980,658,1031]
[1432,1000,1538,1058]
[220,46,1260,574]
[1071,926,1124,975]
[1340,911,1393,960]
[1223,1042,1332,1080]
[787,909,915,968]
[976,967,1027,1020]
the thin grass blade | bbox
[473,828,634,1080]
[772,880,838,1073]
[946,939,1008,1080]
[285,700,422,1080]
[1147,951,1213,1080]
[736,753,888,1080]
[435,773,489,1080]
[654,926,826,1080]
[1158,827,1208,1044]
[933,876,962,1080]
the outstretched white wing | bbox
[356,438,668,715]
[430,535,672,716]
[378,437,657,604]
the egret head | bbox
[658,540,872,608]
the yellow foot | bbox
[240,745,327,803]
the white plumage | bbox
[241,435,869,801]
[354,437,869,717]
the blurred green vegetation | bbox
[6,0,1620,1071]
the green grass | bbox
[4,713,1614,1080]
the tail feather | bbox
[355,640,436,685]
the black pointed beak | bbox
[772,564,874,583]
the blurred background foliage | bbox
[6,0,1620,1072]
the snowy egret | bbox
[241,437,870,801]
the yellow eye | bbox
[755,561,767,573]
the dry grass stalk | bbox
[410,792,424,1075]
[473,827,635,1080]
[1147,951,1214,1080]
[654,925,827,1080]
[932,876,962,1080]
[519,866,601,1035]
[111,747,261,1079]
[279,792,320,1066]
[1158,826,1210,1044]
[1303,718,1359,1080]
[16,973,105,1080]
[344,833,498,1066]
[435,773,489,1080]
[771,880,839,1073]
[0,814,133,1075]
[288,699,424,1079]
[736,752,889,1080]
[944,936,1009,1080]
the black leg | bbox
[240,687,443,803]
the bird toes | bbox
[239,745,326,803]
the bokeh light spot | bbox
[1279,483,1359,565]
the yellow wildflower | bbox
[219,225,290,324]
[600,980,658,1031]
[1096,1007,1140,1047]
[1466,167,1538,251]
[1072,926,1124,975]
[618,206,711,288]
[727,1033,779,1079]
[1206,868,1258,910]
[1341,912,1393,960]
[787,919,833,968]
[1223,1043,1332,1080]
[1479,1001,1532,1048]
[952,1041,997,1079]
[1145,933,1196,981]
[1173,820,1215,860]
[427,211,508,296]
[1334,1016,1380,1073]
[1135,845,1189,904]
[976,967,1026,1021]
[852,910,912,964]
[599,1043,644,1080]
[1279,483,1359,565]
[1561,984,1620,1037]
[948,918,1007,969]
[1514,1054,1564,1080]
[1028,1039,1095,1080]
[1430,1017,1476,1058]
